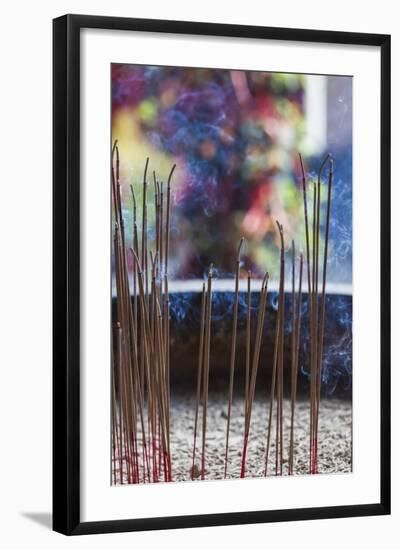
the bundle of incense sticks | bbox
[299,153,333,474]
[191,266,214,481]
[111,140,176,484]
[112,142,333,484]
[261,225,304,477]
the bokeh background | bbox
[112,64,352,284]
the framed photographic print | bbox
[53,14,391,535]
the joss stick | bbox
[299,153,311,296]
[315,157,333,471]
[163,166,176,422]
[153,173,160,278]
[133,222,142,391]
[159,280,171,481]
[142,158,149,302]
[289,252,303,475]
[311,155,330,473]
[245,271,252,422]
[140,159,149,455]
[144,203,149,300]
[165,165,176,279]
[315,155,330,294]
[114,144,128,269]
[310,182,317,473]
[276,221,285,475]
[160,182,164,275]
[224,237,244,478]
[152,293,162,480]
[192,284,206,480]
[130,185,138,349]
[264,221,285,476]
[130,183,137,235]
[201,265,213,480]
[155,182,162,304]
[154,260,164,482]
[163,169,175,458]
[241,272,269,478]
[300,152,318,473]
[163,274,170,450]
[152,183,162,420]
[150,252,159,481]
[111,141,119,222]
[299,152,317,475]
[289,241,296,474]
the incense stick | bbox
[309,181,317,473]
[165,165,176,278]
[264,221,285,476]
[299,153,311,296]
[224,237,244,478]
[314,156,333,473]
[289,241,296,474]
[191,283,206,480]
[245,271,251,424]
[288,252,303,475]
[276,221,285,475]
[201,265,213,480]
[309,154,330,474]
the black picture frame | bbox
[53,14,391,535]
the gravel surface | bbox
[113,392,352,483]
